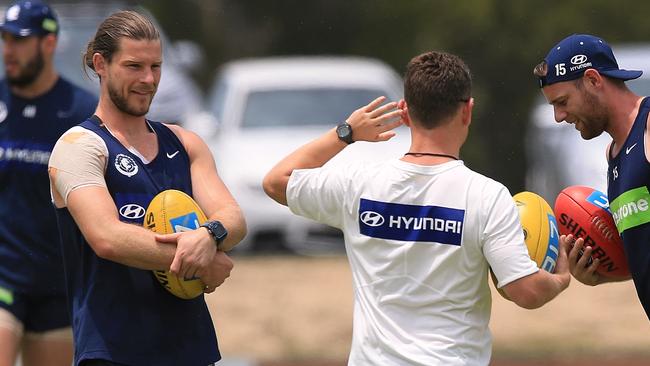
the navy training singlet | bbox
[55,116,220,366]
[607,96,650,320]
[0,78,96,294]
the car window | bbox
[241,88,386,128]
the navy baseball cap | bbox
[537,34,642,87]
[0,0,58,37]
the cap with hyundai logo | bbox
[0,0,58,37]
[538,34,642,87]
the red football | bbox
[554,186,629,278]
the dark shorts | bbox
[0,283,69,332]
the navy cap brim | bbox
[600,69,643,81]
[0,23,35,37]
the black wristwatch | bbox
[200,220,228,249]
[336,122,354,144]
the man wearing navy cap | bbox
[0,1,97,365]
[534,34,650,320]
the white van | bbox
[526,44,650,203]
[194,56,407,254]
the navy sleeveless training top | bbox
[0,78,96,294]
[607,96,650,320]
[55,116,220,365]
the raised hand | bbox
[346,96,404,142]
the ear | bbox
[93,52,107,78]
[40,33,57,57]
[583,69,604,89]
[461,98,474,127]
[398,99,412,127]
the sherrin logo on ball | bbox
[145,189,207,299]
[554,186,629,279]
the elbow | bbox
[220,211,248,252]
[231,215,248,246]
[90,237,118,261]
[511,293,546,310]
[262,173,288,206]
[502,272,561,310]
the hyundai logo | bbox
[570,54,588,65]
[360,211,385,227]
[119,204,146,219]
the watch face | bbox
[211,221,228,240]
[203,220,228,243]
[336,123,353,143]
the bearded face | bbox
[574,84,609,140]
[2,34,46,87]
[101,38,161,117]
[106,73,156,117]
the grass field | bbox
[206,255,650,365]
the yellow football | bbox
[144,189,207,299]
[491,191,560,300]
[513,191,560,273]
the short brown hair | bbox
[83,10,160,77]
[404,51,471,128]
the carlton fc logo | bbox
[115,153,138,177]
[360,210,385,227]
[119,204,146,219]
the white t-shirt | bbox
[287,159,538,366]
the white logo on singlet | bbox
[114,153,138,177]
[119,204,146,219]
[57,109,75,119]
[167,151,179,159]
[626,143,637,154]
[22,105,36,118]
[0,102,7,124]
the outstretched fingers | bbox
[369,100,398,118]
[363,96,387,112]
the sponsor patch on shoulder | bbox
[358,198,464,245]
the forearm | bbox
[526,271,570,308]
[66,187,176,270]
[264,128,346,205]
[264,96,402,205]
[86,220,176,270]
[503,270,570,309]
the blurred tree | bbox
[143,0,650,192]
